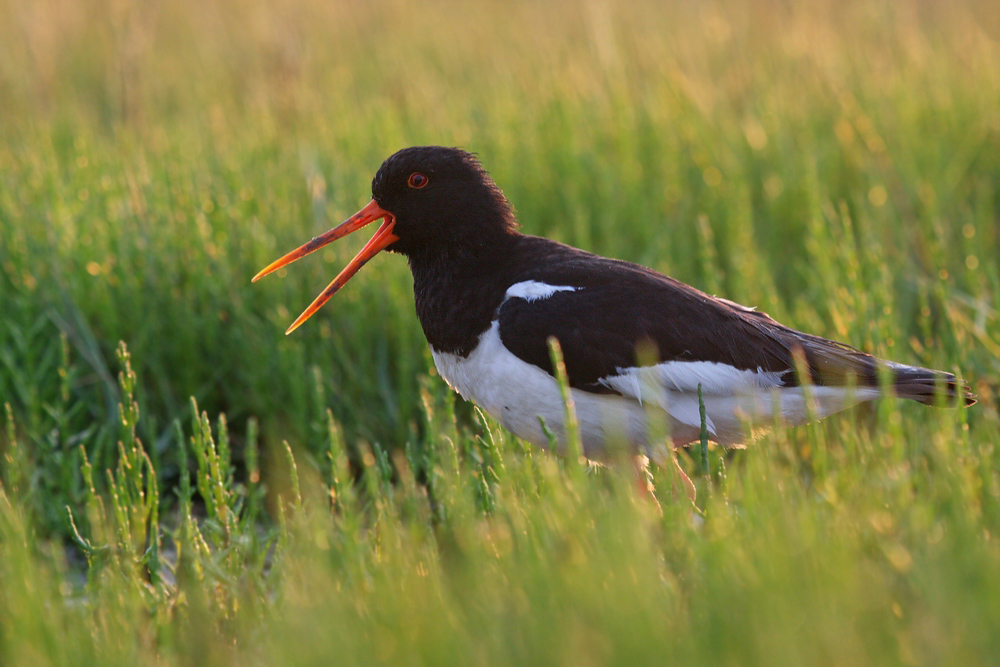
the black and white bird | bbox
[254,146,974,463]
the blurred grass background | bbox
[1,0,999,664]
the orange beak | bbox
[252,199,399,334]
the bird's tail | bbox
[775,326,976,408]
[887,362,976,407]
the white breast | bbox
[431,321,651,458]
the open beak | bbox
[252,199,398,334]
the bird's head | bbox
[372,146,517,255]
[252,146,517,333]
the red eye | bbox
[408,172,429,189]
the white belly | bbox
[431,322,649,459]
[431,321,880,459]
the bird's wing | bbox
[496,245,885,398]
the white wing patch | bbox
[504,280,580,302]
[598,361,790,435]
[599,361,788,398]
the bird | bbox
[253,146,975,488]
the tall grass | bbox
[1,0,998,663]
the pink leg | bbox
[634,454,656,498]
[644,439,697,504]
[667,452,697,503]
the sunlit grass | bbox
[1,0,998,664]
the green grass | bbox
[1,0,999,663]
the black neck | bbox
[406,232,519,356]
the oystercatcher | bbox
[254,146,975,463]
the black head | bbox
[371,146,519,257]
[252,146,521,334]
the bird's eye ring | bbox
[408,172,429,189]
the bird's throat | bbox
[407,235,518,357]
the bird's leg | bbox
[633,454,656,499]
[648,442,697,504]
[669,451,697,503]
